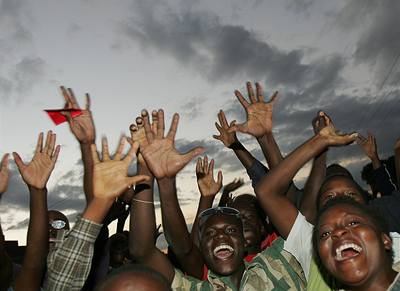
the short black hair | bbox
[95,263,171,291]
[312,196,393,288]
[316,174,369,211]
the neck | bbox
[229,262,245,289]
[348,268,398,291]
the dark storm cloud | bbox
[120,0,345,93]
[334,0,400,87]
[0,0,46,104]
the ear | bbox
[381,233,392,251]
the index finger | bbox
[166,113,179,141]
[67,88,80,108]
[234,90,249,108]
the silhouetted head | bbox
[96,264,171,291]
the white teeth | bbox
[335,243,362,261]
[213,244,234,255]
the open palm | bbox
[230,82,277,138]
[196,156,223,197]
[91,137,149,199]
[61,86,96,144]
[13,131,60,189]
[140,109,204,179]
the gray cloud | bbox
[120,0,345,96]
[333,0,400,87]
[0,0,46,104]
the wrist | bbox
[228,141,245,150]
[28,185,47,192]
[83,197,114,223]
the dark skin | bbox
[318,177,366,209]
[301,114,328,223]
[254,111,358,239]
[228,82,300,204]
[316,204,397,291]
[12,131,60,291]
[138,109,205,278]
[230,197,266,255]
[199,213,245,287]
[98,272,171,291]
[60,86,96,203]
[130,109,247,289]
[191,156,223,251]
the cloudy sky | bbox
[0,0,399,245]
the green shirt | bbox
[172,237,306,290]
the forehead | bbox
[321,176,360,192]
[48,211,67,221]
[318,204,370,226]
[202,213,242,230]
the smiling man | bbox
[129,109,306,290]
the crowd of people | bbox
[0,82,400,290]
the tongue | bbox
[216,249,232,259]
[342,248,359,258]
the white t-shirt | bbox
[283,211,400,281]
[283,212,313,280]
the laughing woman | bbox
[312,197,400,291]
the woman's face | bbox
[316,204,392,287]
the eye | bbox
[324,193,336,201]
[347,220,360,227]
[226,227,238,234]
[204,229,216,237]
[320,231,331,239]
[345,191,358,197]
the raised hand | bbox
[312,112,327,134]
[13,131,60,189]
[140,109,204,179]
[91,137,150,200]
[196,156,223,197]
[0,153,10,194]
[213,110,238,147]
[356,132,378,160]
[317,111,358,146]
[223,178,244,194]
[61,86,95,144]
[129,111,158,165]
[229,82,278,138]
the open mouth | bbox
[335,243,362,261]
[213,244,234,260]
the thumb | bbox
[182,147,205,165]
[127,175,151,188]
[12,152,26,172]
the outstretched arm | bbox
[13,131,60,291]
[191,157,222,250]
[357,132,396,196]
[255,112,357,238]
[229,82,300,201]
[300,114,327,223]
[46,137,148,291]
[61,86,96,203]
[139,109,205,279]
[214,109,270,188]
[0,153,13,291]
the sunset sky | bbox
[1,0,399,246]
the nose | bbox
[331,227,348,240]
